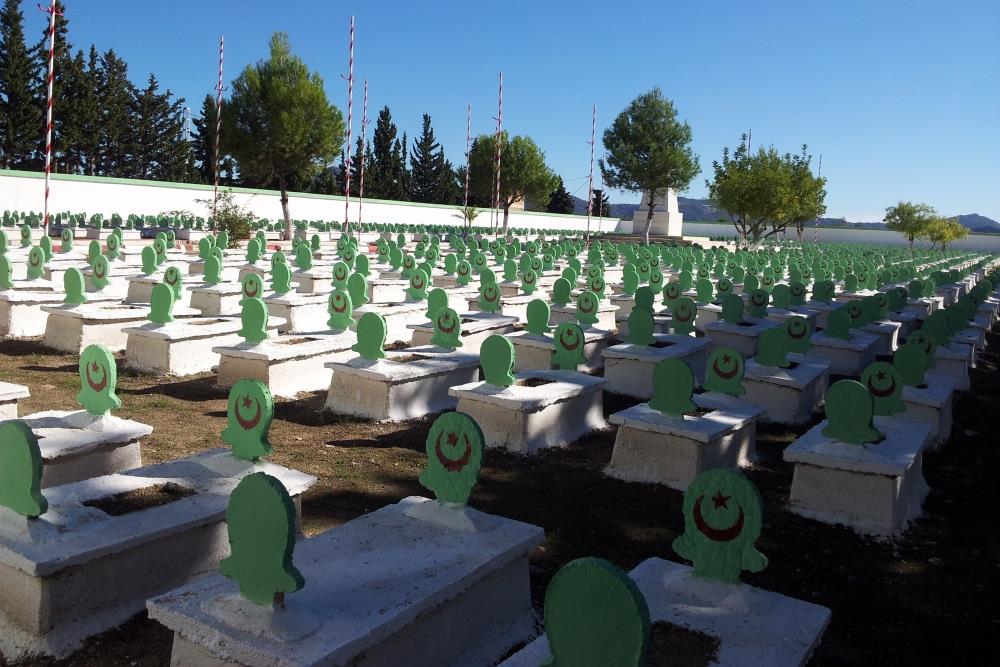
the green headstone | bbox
[331,261,350,291]
[327,289,355,331]
[0,254,12,289]
[789,281,807,307]
[704,346,747,396]
[0,420,48,518]
[40,234,53,261]
[159,264,181,300]
[239,298,269,344]
[219,472,304,606]
[456,259,472,286]
[893,342,928,387]
[720,293,744,324]
[747,288,769,318]
[521,268,539,295]
[553,322,586,371]
[294,243,313,271]
[418,411,484,506]
[149,282,176,324]
[672,468,767,584]
[353,312,387,360]
[626,309,656,346]
[822,380,881,445]
[478,282,501,313]
[551,278,572,306]
[481,334,516,386]
[406,268,430,301]
[861,361,905,416]
[431,307,462,349]
[77,344,121,416]
[221,379,274,461]
[754,327,791,368]
[203,254,222,285]
[270,261,291,294]
[621,266,639,295]
[541,557,650,667]
[575,290,599,326]
[824,307,852,340]
[695,277,714,303]
[671,296,697,335]
[19,224,31,247]
[634,286,654,315]
[26,245,45,280]
[525,299,552,335]
[784,315,812,353]
[648,358,697,417]
[241,273,263,305]
[771,283,791,309]
[63,267,87,305]
[60,227,73,253]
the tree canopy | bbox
[601,88,699,242]
[222,32,343,238]
[469,131,557,232]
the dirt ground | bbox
[2,328,999,666]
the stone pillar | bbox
[632,189,683,237]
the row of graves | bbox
[1,219,998,665]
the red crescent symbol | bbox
[712,358,739,379]
[435,432,472,472]
[30,253,40,267]
[336,269,346,280]
[85,362,108,392]
[867,376,897,398]
[437,316,456,334]
[675,306,692,323]
[95,263,106,279]
[244,281,258,297]
[579,299,595,314]
[412,276,424,289]
[484,288,498,303]
[788,326,807,340]
[331,296,347,313]
[459,265,469,276]
[235,396,262,430]
[559,329,581,350]
[693,496,745,542]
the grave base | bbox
[605,396,762,491]
[508,329,611,372]
[450,370,607,454]
[901,374,956,449]
[808,332,879,377]
[703,319,777,359]
[214,333,355,398]
[550,303,619,333]
[784,417,932,535]
[603,335,711,398]
[409,313,518,352]
[743,355,830,425]
[0,382,30,419]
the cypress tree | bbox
[369,106,406,200]
[0,0,41,169]
[408,113,444,203]
[96,49,134,176]
[546,176,575,214]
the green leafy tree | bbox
[469,131,557,232]
[601,88,699,243]
[222,32,343,239]
[785,145,826,240]
[546,176,575,214]
[884,201,936,248]
[924,216,968,250]
[368,106,407,200]
[128,74,189,181]
[0,0,42,169]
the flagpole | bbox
[358,79,369,225]
[41,0,58,231]
[343,16,355,233]
[585,104,596,245]
[213,35,225,220]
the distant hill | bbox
[570,194,999,233]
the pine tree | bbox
[96,49,134,176]
[546,176,575,214]
[590,188,611,217]
[437,159,461,205]
[127,73,188,181]
[191,93,237,185]
[368,106,407,200]
[0,0,40,168]
[408,114,444,203]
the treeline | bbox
[0,5,598,217]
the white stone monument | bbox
[632,189,683,237]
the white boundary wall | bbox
[0,169,619,233]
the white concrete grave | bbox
[742,355,831,425]
[124,316,285,376]
[0,382,30,419]
[41,302,201,354]
[214,332,356,398]
[550,302,618,332]
[262,292,329,334]
[606,395,763,491]
[603,335,711,398]
[508,328,612,372]
[451,369,607,455]
[17,409,151,488]
[808,331,880,377]
[932,343,971,391]
[409,312,518,351]
[189,282,245,316]
[0,450,315,661]
[500,556,831,667]
[0,290,119,338]
[148,496,544,667]
[703,319,779,360]
[324,346,481,421]
[784,417,933,536]
[901,374,956,449]
[352,301,429,345]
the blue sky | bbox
[48,0,1000,220]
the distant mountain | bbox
[569,194,1000,233]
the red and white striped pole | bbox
[492,71,503,232]
[343,16,355,233]
[213,35,225,220]
[463,102,471,210]
[358,79,369,225]
[41,0,58,231]
[585,104,596,245]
